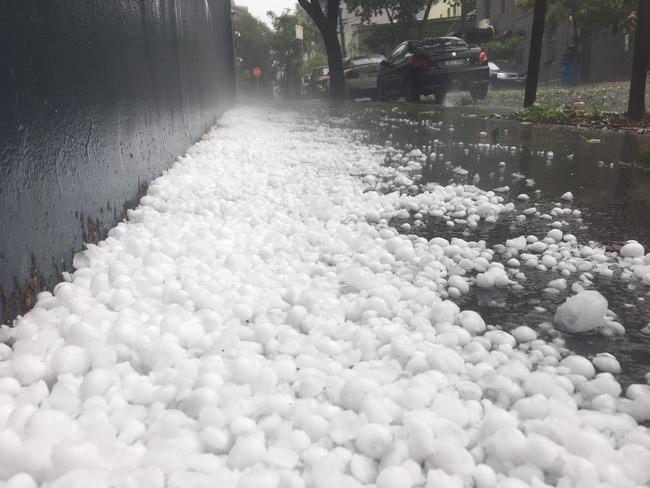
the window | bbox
[390,42,409,62]
[417,38,468,50]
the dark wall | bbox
[0,0,236,322]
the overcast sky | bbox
[235,0,297,26]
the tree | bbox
[524,0,548,107]
[627,0,649,120]
[345,0,438,39]
[232,7,273,92]
[346,0,426,26]
[297,0,345,98]
[268,7,328,98]
[268,10,303,97]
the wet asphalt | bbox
[292,96,650,386]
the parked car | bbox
[344,54,386,99]
[301,74,311,95]
[308,66,330,97]
[488,60,526,88]
[376,37,490,103]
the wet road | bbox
[298,99,650,386]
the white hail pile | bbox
[0,107,649,488]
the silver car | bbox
[344,54,386,100]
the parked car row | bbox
[305,36,522,103]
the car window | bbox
[488,62,499,71]
[389,42,409,62]
[344,55,386,68]
[417,37,468,50]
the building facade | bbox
[340,1,457,57]
[476,0,634,84]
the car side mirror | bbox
[380,60,389,68]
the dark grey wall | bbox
[0,0,236,322]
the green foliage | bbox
[345,0,427,25]
[510,103,624,127]
[233,7,273,86]
[267,7,327,95]
[483,35,527,64]
[268,8,324,65]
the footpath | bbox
[0,107,649,488]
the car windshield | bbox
[344,55,386,68]
[488,62,500,71]
[416,37,468,50]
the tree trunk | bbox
[297,0,345,99]
[420,0,435,38]
[322,23,345,99]
[628,0,649,120]
[524,0,547,107]
[460,1,468,37]
[569,3,579,46]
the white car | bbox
[344,54,386,100]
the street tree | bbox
[345,0,425,25]
[627,0,649,120]
[345,0,438,39]
[296,0,346,98]
[268,7,327,97]
[523,0,548,107]
[232,7,273,90]
[268,10,304,97]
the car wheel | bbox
[433,88,447,104]
[405,78,420,103]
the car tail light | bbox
[411,56,429,69]
[480,51,488,64]
[345,71,360,79]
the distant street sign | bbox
[252,67,262,78]
[295,25,303,40]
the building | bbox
[476,0,635,84]
[340,1,460,57]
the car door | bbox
[382,42,409,94]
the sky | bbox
[234,0,297,26]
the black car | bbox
[377,37,490,103]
